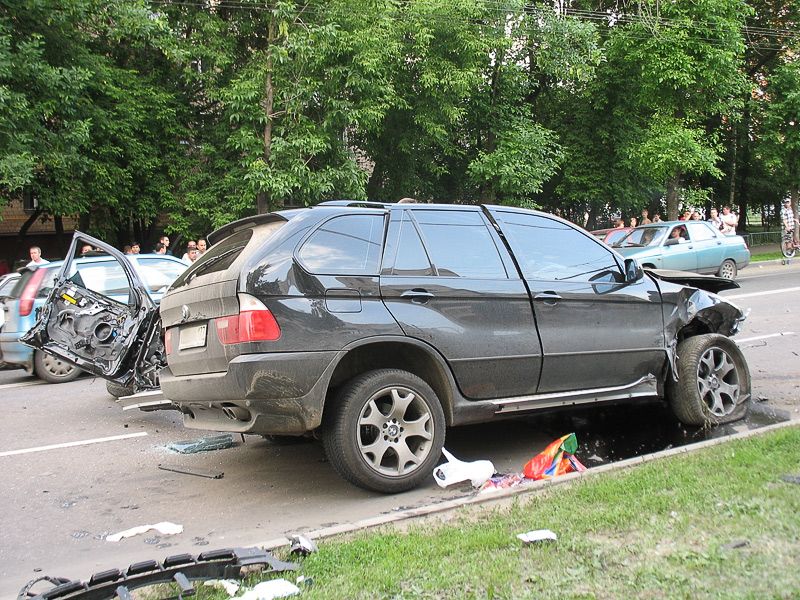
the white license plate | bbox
[179,323,207,350]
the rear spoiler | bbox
[645,268,740,293]
[206,213,289,246]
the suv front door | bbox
[21,232,160,389]
[489,208,665,394]
[380,207,542,400]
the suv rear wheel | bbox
[34,350,80,384]
[322,369,445,493]
[667,334,750,426]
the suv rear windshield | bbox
[171,226,264,289]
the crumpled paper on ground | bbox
[237,579,300,600]
[106,521,183,542]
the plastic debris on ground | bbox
[522,432,587,480]
[168,433,235,454]
[433,448,495,488]
[781,474,800,485]
[289,534,318,556]
[237,579,300,600]
[106,521,183,542]
[204,579,241,596]
[479,473,525,494]
[517,529,558,544]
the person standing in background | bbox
[197,239,207,255]
[720,206,738,235]
[27,246,49,267]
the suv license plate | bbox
[179,323,207,350]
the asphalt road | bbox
[0,260,797,597]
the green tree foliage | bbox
[1,0,798,240]
[0,0,184,246]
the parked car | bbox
[591,226,633,246]
[0,272,20,331]
[24,205,750,492]
[3,252,188,383]
[611,221,750,279]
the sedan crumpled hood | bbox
[645,268,739,294]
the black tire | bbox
[667,334,751,426]
[322,369,446,493]
[33,351,81,384]
[717,259,737,280]
[106,380,134,399]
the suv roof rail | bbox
[316,200,390,209]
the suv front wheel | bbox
[322,369,445,493]
[668,334,751,426]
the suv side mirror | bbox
[624,258,644,283]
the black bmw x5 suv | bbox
[25,202,750,492]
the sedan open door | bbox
[21,232,163,391]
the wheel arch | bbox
[323,337,458,425]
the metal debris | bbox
[158,464,225,479]
[168,434,235,454]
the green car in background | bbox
[612,221,750,280]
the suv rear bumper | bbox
[160,350,341,435]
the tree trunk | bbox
[665,173,681,220]
[16,202,42,263]
[54,215,65,254]
[257,16,277,215]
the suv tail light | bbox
[19,268,48,317]
[215,293,281,345]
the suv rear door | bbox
[380,206,542,400]
[21,233,160,388]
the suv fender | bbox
[325,336,463,426]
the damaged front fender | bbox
[660,281,747,379]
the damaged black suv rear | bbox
[23,203,749,492]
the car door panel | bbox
[21,232,156,382]
[489,208,666,394]
[380,208,542,400]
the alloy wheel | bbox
[696,346,740,417]
[356,386,435,478]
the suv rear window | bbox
[171,227,257,288]
[298,214,384,275]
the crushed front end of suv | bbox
[23,203,750,493]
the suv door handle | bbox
[534,291,562,305]
[400,289,435,303]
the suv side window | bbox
[496,211,621,281]
[413,210,507,278]
[298,214,385,275]
[392,218,434,276]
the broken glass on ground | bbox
[168,433,235,454]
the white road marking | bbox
[0,432,148,457]
[736,332,796,344]
[0,380,47,391]
[726,286,800,300]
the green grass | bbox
[750,251,788,262]
[250,428,800,599]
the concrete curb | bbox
[256,418,800,551]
